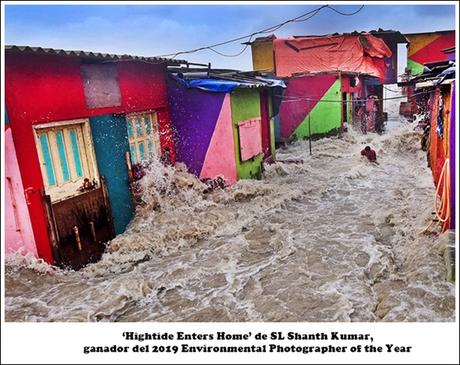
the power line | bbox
[274,89,432,103]
[327,5,365,16]
[207,6,326,58]
[158,5,365,59]
[383,85,401,93]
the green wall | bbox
[293,79,342,139]
[347,93,352,125]
[407,58,425,76]
[90,114,133,235]
[231,88,263,180]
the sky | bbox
[4,2,457,70]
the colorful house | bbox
[278,72,361,141]
[167,69,285,184]
[248,31,405,141]
[5,45,186,268]
[405,30,455,76]
[402,60,456,232]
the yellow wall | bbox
[406,33,441,57]
[251,41,275,72]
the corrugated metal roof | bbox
[5,45,188,65]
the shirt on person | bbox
[361,148,377,162]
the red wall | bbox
[5,52,172,264]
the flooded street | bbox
[5,120,455,322]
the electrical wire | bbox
[383,85,401,93]
[159,5,364,59]
[326,5,365,16]
[273,89,434,104]
[207,6,326,58]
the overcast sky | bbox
[4,3,457,70]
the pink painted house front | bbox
[5,120,38,257]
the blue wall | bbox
[90,114,133,234]
[5,108,10,125]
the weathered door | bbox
[43,177,115,269]
[260,90,272,160]
[34,119,115,269]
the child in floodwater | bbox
[361,145,379,164]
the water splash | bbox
[5,122,454,322]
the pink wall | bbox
[5,127,37,256]
[239,118,263,161]
[200,94,237,184]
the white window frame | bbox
[33,118,99,202]
[126,111,161,164]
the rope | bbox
[420,158,451,235]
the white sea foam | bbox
[5,108,455,322]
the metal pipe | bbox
[89,221,97,243]
[73,226,82,251]
[308,99,312,155]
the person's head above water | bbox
[365,146,371,151]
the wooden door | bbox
[260,90,271,160]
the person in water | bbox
[361,145,379,164]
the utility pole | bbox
[308,98,312,155]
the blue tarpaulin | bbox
[173,75,286,93]
[178,78,241,93]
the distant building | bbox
[398,54,455,231]
[405,30,455,76]
[247,30,407,141]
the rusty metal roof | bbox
[5,45,188,65]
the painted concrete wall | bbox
[251,40,275,73]
[89,114,133,235]
[168,78,237,185]
[231,88,264,180]
[293,79,342,139]
[200,94,237,184]
[279,74,342,141]
[406,32,455,75]
[168,77,225,176]
[5,127,38,256]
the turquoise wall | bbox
[90,114,133,234]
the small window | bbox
[34,119,99,202]
[126,112,161,164]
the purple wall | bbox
[167,77,225,176]
[450,82,455,229]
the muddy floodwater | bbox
[5,121,455,322]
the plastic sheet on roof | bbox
[173,75,286,93]
[273,34,392,80]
